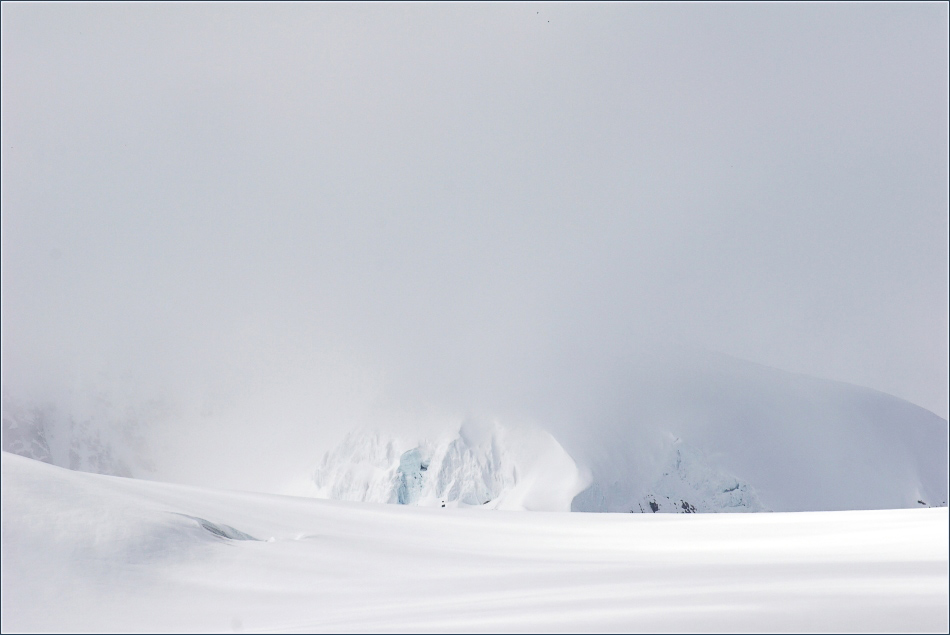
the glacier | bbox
[309,418,588,511]
[308,422,768,514]
[3,350,946,514]
[305,351,947,514]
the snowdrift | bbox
[2,451,947,633]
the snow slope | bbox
[553,350,949,513]
[307,351,948,514]
[2,451,947,633]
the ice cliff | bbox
[311,419,587,511]
[310,423,766,513]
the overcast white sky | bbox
[2,2,947,469]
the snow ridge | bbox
[571,438,766,513]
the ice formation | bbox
[311,419,587,511]
[311,422,766,514]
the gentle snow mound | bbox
[2,451,948,633]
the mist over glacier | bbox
[293,345,947,514]
[5,341,945,514]
[2,5,949,632]
[2,4,947,510]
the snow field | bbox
[2,451,947,633]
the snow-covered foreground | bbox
[2,452,947,633]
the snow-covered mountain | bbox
[307,423,767,514]
[306,351,948,513]
[572,436,767,513]
[2,351,946,513]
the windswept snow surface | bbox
[2,452,947,633]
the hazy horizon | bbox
[2,3,947,484]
